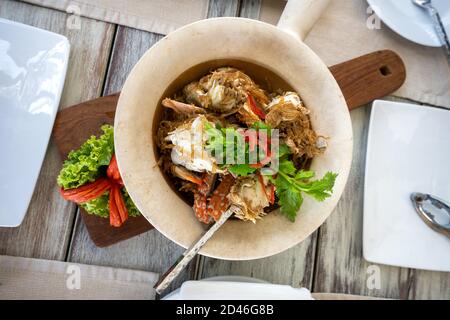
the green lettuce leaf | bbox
[79,189,141,218]
[228,164,257,176]
[57,125,114,189]
[80,192,110,218]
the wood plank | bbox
[239,0,262,19]
[0,0,114,260]
[66,26,192,294]
[199,235,317,288]
[103,29,164,94]
[313,103,411,299]
[408,269,450,299]
[207,0,241,17]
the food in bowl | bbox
[156,67,337,224]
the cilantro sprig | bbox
[274,159,338,221]
[204,121,338,222]
[205,121,269,176]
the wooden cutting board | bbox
[53,94,153,247]
[52,50,405,247]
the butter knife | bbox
[413,0,450,63]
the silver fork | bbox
[412,0,450,63]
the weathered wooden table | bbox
[1,0,449,299]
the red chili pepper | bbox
[246,130,258,152]
[247,94,266,120]
[269,184,275,205]
[108,187,122,227]
[61,153,130,227]
[112,185,128,223]
[257,131,271,161]
[60,178,111,203]
[249,153,272,169]
[107,154,123,186]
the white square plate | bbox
[364,100,450,272]
[0,19,70,227]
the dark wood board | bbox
[53,93,153,247]
[52,50,405,247]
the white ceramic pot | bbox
[114,0,353,260]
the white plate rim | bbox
[367,0,444,47]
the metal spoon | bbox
[411,192,450,237]
[154,205,242,295]
[412,0,450,64]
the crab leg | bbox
[162,98,205,115]
[207,174,235,221]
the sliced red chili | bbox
[247,94,266,120]
[269,184,275,205]
[109,190,122,227]
[60,178,111,203]
[249,154,272,169]
[245,130,258,152]
[112,185,128,224]
[61,153,131,227]
[107,154,123,186]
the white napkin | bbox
[0,255,159,300]
[20,0,209,36]
[170,280,314,300]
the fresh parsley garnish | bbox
[205,121,338,222]
[275,159,338,221]
[228,164,257,176]
[205,122,264,176]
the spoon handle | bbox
[425,5,450,64]
[154,205,240,295]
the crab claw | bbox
[162,98,205,114]
[193,190,210,224]
[192,173,215,224]
[207,174,235,221]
